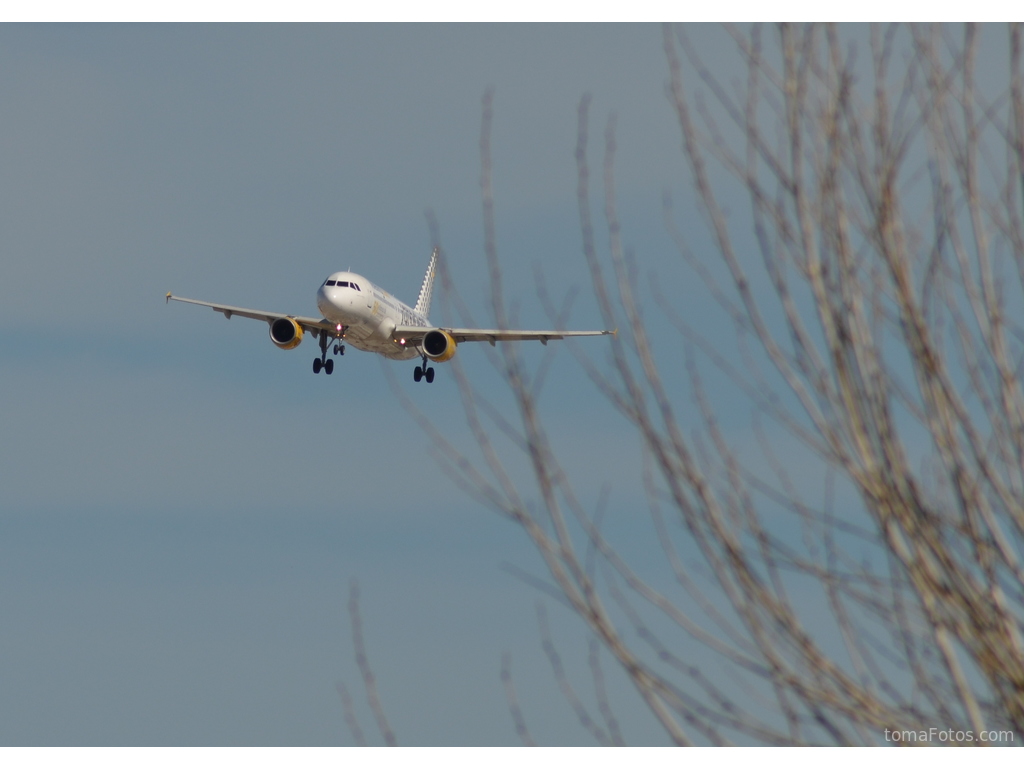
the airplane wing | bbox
[165,293,335,334]
[392,325,615,346]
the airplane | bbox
[167,248,613,383]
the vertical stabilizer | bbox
[414,247,438,319]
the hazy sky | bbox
[12,22,1015,749]
[0,23,725,746]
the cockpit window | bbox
[351,283,360,291]
[326,280,336,286]
[338,281,349,287]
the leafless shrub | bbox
[339,580,397,746]
[424,24,1024,746]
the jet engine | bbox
[269,317,304,350]
[422,329,457,362]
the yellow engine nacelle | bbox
[422,329,457,362]
[269,317,304,350]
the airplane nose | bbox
[316,288,332,314]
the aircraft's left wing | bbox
[166,293,335,334]
[392,326,614,346]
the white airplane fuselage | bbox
[315,271,427,361]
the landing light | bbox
[400,338,406,345]
[336,324,342,332]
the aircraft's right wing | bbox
[392,326,615,346]
[166,293,335,335]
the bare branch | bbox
[348,580,397,747]
[501,652,537,746]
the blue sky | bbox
[0,24,718,746]
[8,22,1016,748]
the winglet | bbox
[166,292,172,304]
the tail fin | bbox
[414,247,438,319]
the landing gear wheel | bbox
[313,332,340,375]
[425,367,435,383]
[414,366,423,382]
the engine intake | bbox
[270,317,303,350]
[422,329,457,362]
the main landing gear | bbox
[413,354,435,384]
[313,329,345,375]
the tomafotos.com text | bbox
[884,728,1014,744]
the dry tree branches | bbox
[424,23,1024,746]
